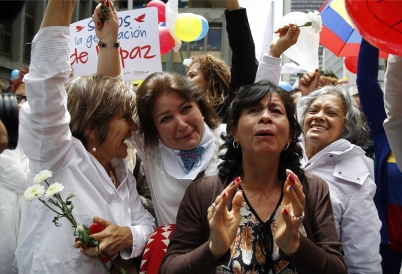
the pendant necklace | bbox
[108,168,117,188]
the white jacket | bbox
[300,138,382,274]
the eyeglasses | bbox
[15,94,27,104]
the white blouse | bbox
[16,26,155,274]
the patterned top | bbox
[216,191,307,274]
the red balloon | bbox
[344,56,358,74]
[345,0,402,56]
[147,0,166,23]
[158,26,175,55]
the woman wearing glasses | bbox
[160,81,347,273]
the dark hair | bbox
[11,67,29,93]
[189,55,230,107]
[218,81,304,183]
[136,71,220,149]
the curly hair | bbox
[189,55,230,108]
[218,81,305,184]
[11,67,29,93]
[297,85,370,147]
[136,71,221,149]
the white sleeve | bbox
[340,179,382,273]
[120,175,156,259]
[255,54,281,85]
[383,54,402,171]
[19,26,73,175]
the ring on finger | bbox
[291,211,305,222]
[211,202,216,213]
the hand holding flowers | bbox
[276,10,323,38]
[24,170,127,274]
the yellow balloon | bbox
[174,13,202,42]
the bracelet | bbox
[98,41,120,48]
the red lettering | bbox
[119,47,129,69]
[70,48,89,65]
[142,45,156,59]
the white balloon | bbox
[276,12,319,72]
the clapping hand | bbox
[275,169,305,256]
[207,177,243,260]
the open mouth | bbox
[255,129,275,137]
[310,125,327,130]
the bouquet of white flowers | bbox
[24,170,127,274]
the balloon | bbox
[11,69,19,79]
[194,15,209,41]
[278,81,293,92]
[344,56,358,74]
[276,12,319,72]
[174,13,202,42]
[158,26,175,55]
[345,0,402,56]
[147,0,166,23]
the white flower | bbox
[305,10,323,34]
[45,182,65,199]
[24,184,46,201]
[33,170,53,184]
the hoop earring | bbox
[232,141,239,149]
[283,143,290,151]
[92,139,97,152]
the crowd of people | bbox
[1,0,401,273]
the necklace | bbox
[108,168,117,188]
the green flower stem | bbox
[97,257,111,274]
[38,198,64,216]
[54,193,78,227]
[101,252,127,274]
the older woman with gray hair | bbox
[297,85,382,273]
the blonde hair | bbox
[66,74,135,147]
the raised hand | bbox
[270,24,300,58]
[92,0,119,44]
[299,70,320,96]
[274,169,305,256]
[208,177,243,260]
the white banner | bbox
[69,7,162,81]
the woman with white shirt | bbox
[297,85,382,273]
[15,0,155,273]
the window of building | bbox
[0,24,12,57]
[23,0,37,63]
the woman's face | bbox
[152,91,205,150]
[96,108,137,161]
[303,94,346,151]
[232,92,291,157]
[187,63,208,93]
[15,83,26,111]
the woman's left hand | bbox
[275,169,305,256]
[75,216,133,258]
[92,0,119,43]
